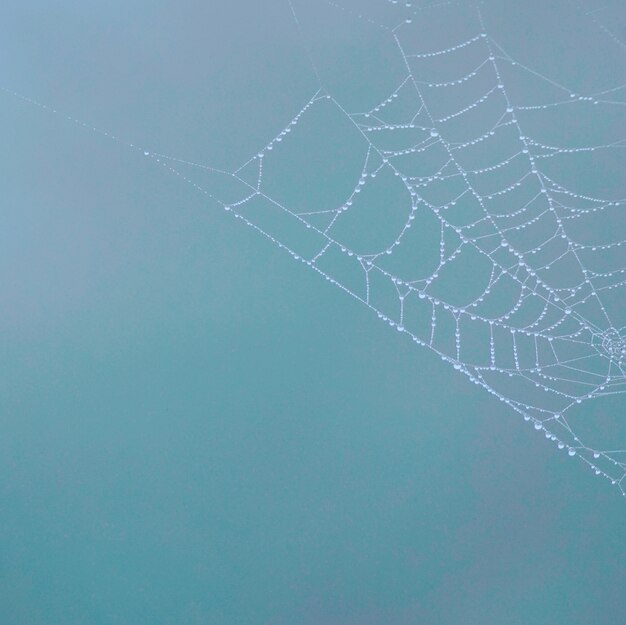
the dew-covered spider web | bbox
[147,0,626,494]
[4,0,626,493]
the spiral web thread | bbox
[4,0,626,492]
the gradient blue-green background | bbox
[1,1,625,624]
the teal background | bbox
[1,1,625,624]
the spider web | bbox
[4,0,626,493]
[142,0,626,494]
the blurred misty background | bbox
[1,1,625,624]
